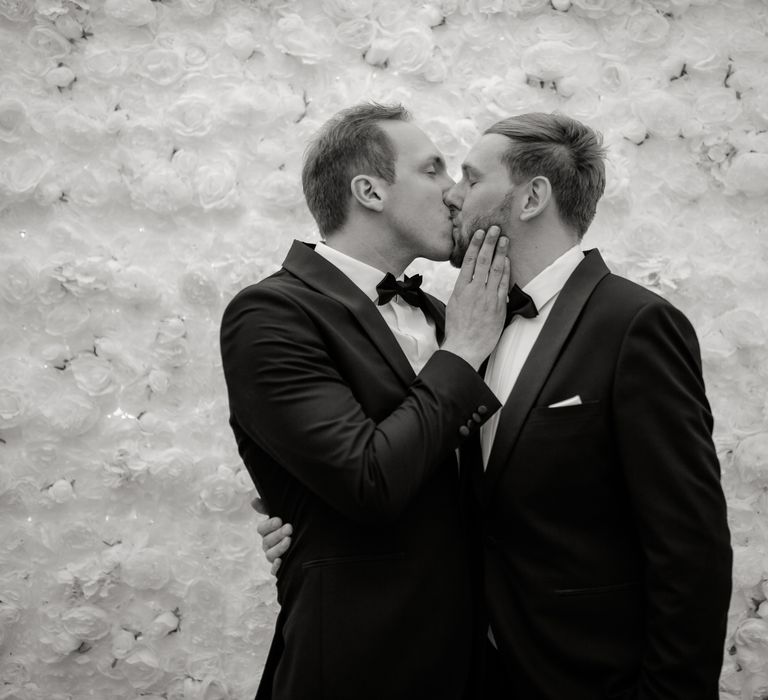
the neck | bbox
[323,224,412,276]
[509,227,578,288]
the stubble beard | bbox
[449,191,516,268]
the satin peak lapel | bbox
[483,249,610,499]
[282,241,416,387]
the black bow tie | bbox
[376,272,425,307]
[505,284,538,327]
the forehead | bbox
[463,133,511,173]
[378,120,441,164]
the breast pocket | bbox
[525,400,602,437]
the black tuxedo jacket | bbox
[470,249,732,700]
[220,241,500,700]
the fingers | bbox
[455,229,486,286]
[250,496,267,514]
[472,225,501,282]
[266,534,292,564]
[498,257,511,307]
[271,558,282,576]
[261,523,293,553]
[256,516,283,539]
[486,235,508,293]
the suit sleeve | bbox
[612,301,732,699]
[220,286,501,524]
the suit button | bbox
[459,425,470,437]
[477,405,488,415]
[472,412,482,423]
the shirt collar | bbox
[522,244,584,312]
[315,242,385,303]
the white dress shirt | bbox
[480,245,585,467]
[315,242,439,374]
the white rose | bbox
[43,301,90,337]
[0,389,26,430]
[322,0,373,20]
[183,41,208,69]
[225,29,258,61]
[733,433,768,485]
[364,36,394,67]
[723,152,768,196]
[200,469,245,514]
[194,160,239,211]
[48,478,75,503]
[734,618,768,674]
[131,163,193,214]
[625,11,669,47]
[179,270,220,306]
[694,88,741,126]
[272,14,335,64]
[156,317,186,343]
[147,610,179,639]
[0,153,48,199]
[120,647,164,689]
[103,0,156,26]
[110,266,161,306]
[389,27,434,74]
[54,13,84,40]
[41,391,100,437]
[167,95,215,138]
[0,259,37,305]
[51,257,112,297]
[0,0,35,21]
[61,605,110,641]
[112,628,137,659]
[45,65,76,88]
[258,170,303,210]
[138,49,184,86]
[732,543,767,590]
[121,548,171,590]
[506,0,550,13]
[147,369,170,395]
[27,25,71,58]
[69,354,115,396]
[82,50,127,83]
[178,0,217,16]
[570,0,630,18]
[69,164,124,208]
[373,0,411,27]
[632,91,691,139]
[335,18,377,50]
[521,41,591,81]
[0,99,27,143]
[54,106,106,152]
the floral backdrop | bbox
[0,0,767,697]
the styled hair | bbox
[301,102,410,236]
[484,113,606,238]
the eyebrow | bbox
[461,163,481,178]
[422,155,446,170]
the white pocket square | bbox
[548,395,582,408]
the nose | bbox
[444,180,463,209]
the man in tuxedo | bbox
[260,112,733,699]
[220,103,511,700]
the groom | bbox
[259,111,733,699]
[220,103,510,700]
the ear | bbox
[519,176,551,222]
[350,175,385,213]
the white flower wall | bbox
[0,0,766,697]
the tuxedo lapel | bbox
[483,249,611,498]
[421,292,446,344]
[282,241,416,387]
